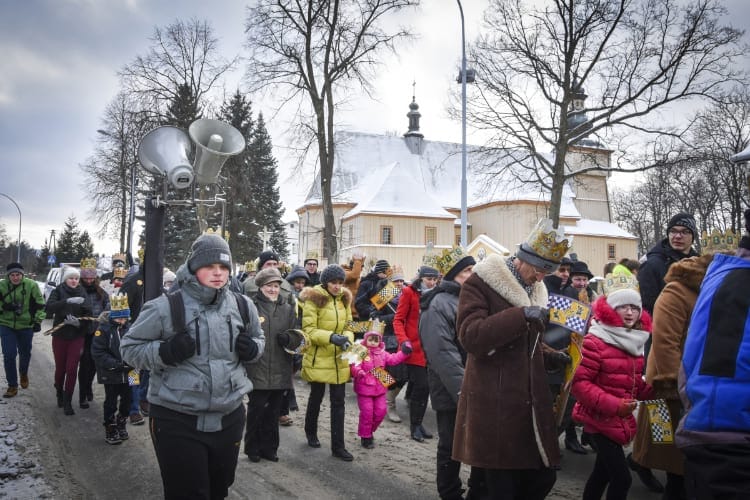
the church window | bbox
[425,226,436,245]
[608,244,616,260]
[381,226,393,245]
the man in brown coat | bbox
[454,219,571,499]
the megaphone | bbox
[189,119,246,185]
[731,144,750,163]
[137,126,194,189]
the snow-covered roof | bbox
[302,131,581,218]
[563,219,638,239]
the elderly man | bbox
[454,219,571,499]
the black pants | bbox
[304,382,346,451]
[407,364,429,427]
[102,383,131,423]
[484,466,556,500]
[583,433,631,500]
[78,335,95,400]
[244,389,283,456]
[436,409,488,500]
[150,404,245,500]
[279,387,298,416]
[683,443,750,500]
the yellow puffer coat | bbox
[300,285,354,385]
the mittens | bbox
[330,334,351,351]
[235,333,258,361]
[158,332,196,366]
[63,314,80,328]
[277,331,291,348]
[401,341,413,355]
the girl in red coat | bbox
[572,276,654,500]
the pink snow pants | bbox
[357,393,387,438]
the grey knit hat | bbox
[320,264,346,285]
[187,234,232,273]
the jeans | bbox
[130,369,150,415]
[0,325,33,387]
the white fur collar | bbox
[472,254,548,308]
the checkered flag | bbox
[547,294,591,334]
[642,399,673,444]
[370,281,400,310]
[127,369,140,387]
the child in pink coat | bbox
[350,331,411,448]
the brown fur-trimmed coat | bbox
[632,253,713,475]
[454,254,560,470]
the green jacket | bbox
[246,292,297,390]
[300,285,354,385]
[0,277,46,330]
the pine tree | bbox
[55,216,83,264]
[76,231,95,258]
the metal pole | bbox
[457,0,468,248]
[0,192,21,262]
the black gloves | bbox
[235,333,258,361]
[545,350,572,370]
[32,323,41,333]
[277,331,290,348]
[401,341,413,355]
[159,332,196,366]
[523,306,549,328]
[330,334,351,351]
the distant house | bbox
[297,96,637,277]
[283,220,299,264]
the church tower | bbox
[404,82,424,155]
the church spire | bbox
[404,80,423,139]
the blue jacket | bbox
[677,253,750,446]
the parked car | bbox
[44,264,80,301]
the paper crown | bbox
[517,218,573,271]
[80,258,97,270]
[112,254,127,267]
[434,247,466,276]
[367,318,386,334]
[700,229,738,252]
[390,264,405,281]
[601,273,640,297]
[113,267,128,279]
[109,294,130,319]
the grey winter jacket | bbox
[419,279,465,412]
[246,292,297,390]
[120,264,265,432]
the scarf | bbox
[588,320,649,357]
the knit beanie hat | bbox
[257,250,280,270]
[320,264,346,286]
[667,212,698,239]
[62,266,80,282]
[373,260,390,274]
[418,266,439,279]
[187,234,232,273]
[5,262,23,276]
[162,270,176,286]
[444,255,476,282]
[255,267,283,287]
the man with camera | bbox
[0,263,46,398]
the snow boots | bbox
[386,386,402,423]
[55,385,63,408]
[105,420,122,445]
[116,415,129,440]
[62,392,75,416]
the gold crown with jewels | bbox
[113,267,128,279]
[80,258,97,271]
[700,229,738,252]
[521,218,572,265]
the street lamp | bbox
[0,193,21,262]
[98,129,136,256]
[456,0,473,248]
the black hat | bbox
[286,265,310,285]
[5,262,23,275]
[257,250,280,270]
[187,234,232,273]
[320,264,346,285]
[569,260,593,279]
[373,260,390,274]
[444,255,476,282]
[418,266,439,279]
[667,212,697,239]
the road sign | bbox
[47,255,56,265]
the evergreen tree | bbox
[165,83,202,129]
[76,231,95,258]
[55,216,84,264]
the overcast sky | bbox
[1,0,748,257]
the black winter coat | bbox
[355,273,386,320]
[638,238,699,313]
[91,314,131,385]
[45,283,91,340]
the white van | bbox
[44,264,80,301]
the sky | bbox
[1,0,749,258]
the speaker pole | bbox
[144,197,166,302]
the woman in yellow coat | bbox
[299,264,355,461]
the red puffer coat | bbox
[572,297,654,445]
[394,284,425,366]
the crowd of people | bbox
[1,209,749,499]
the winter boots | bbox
[55,385,64,408]
[105,422,122,445]
[386,386,402,423]
[19,373,29,389]
[116,415,129,440]
[79,393,90,409]
[62,392,75,416]
[3,386,18,398]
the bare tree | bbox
[244,0,419,262]
[464,0,745,226]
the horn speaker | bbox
[137,126,194,189]
[189,119,246,185]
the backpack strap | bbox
[166,291,187,335]
[232,291,251,333]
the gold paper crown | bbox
[601,273,639,297]
[305,251,318,260]
[80,258,97,270]
[434,247,466,276]
[113,267,128,279]
[205,228,230,241]
[368,318,386,334]
[110,294,130,311]
[521,219,573,264]
[112,253,127,267]
[700,229,738,252]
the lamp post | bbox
[0,193,22,262]
[98,129,135,256]
[457,0,470,248]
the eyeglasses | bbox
[668,229,692,237]
[616,305,641,313]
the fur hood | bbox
[472,254,548,307]
[592,295,653,332]
[663,252,715,293]
[299,285,352,309]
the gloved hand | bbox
[616,398,637,417]
[545,350,572,369]
[66,297,85,305]
[63,314,80,328]
[32,323,41,333]
[401,341,413,355]
[235,332,258,361]
[277,331,291,348]
[330,334,351,351]
[523,306,549,328]
[158,332,196,366]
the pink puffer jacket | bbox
[350,332,409,397]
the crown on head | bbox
[434,247,466,276]
[110,294,129,311]
[80,258,97,271]
[700,229,738,252]
[113,267,128,279]
[112,253,127,267]
[601,273,639,297]
[522,219,572,264]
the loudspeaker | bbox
[189,119,246,185]
[731,144,750,163]
[137,126,194,189]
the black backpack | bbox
[166,290,251,355]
